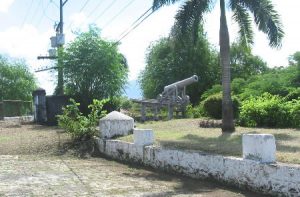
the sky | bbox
[0,0,299,96]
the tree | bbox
[289,51,300,86]
[230,42,268,79]
[63,26,128,113]
[139,26,219,104]
[0,55,36,100]
[152,0,284,132]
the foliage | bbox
[230,42,268,79]
[120,97,133,110]
[289,51,300,86]
[57,98,107,140]
[201,93,240,119]
[239,93,299,128]
[200,84,222,101]
[0,55,36,100]
[139,26,219,104]
[285,88,300,101]
[63,25,128,114]
[153,0,284,132]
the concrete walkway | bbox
[0,155,265,197]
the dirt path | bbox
[0,122,266,196]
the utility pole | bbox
[36,0,68,96]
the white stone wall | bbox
[94,137,300,196]
[99,111,134,139]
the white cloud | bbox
[0,24,56,93]
[0,0,14,13]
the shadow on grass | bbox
[159,133,242,156]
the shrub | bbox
[239,93,292,127]
[285,88,300,101]
[57,98,107,140]
[201,93,240,119]
[120,98,133,110]
[185,104,202,118]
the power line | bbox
[93,0,118,23]
[86,0,105,19]
[79,0,92,12]
[29,0,43,25]
[36,0,52,27]
[102,0,136,29]
[20,0,34,28]
[67,0,92,29]
[116,6,154,42]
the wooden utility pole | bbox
[36,0,68,96]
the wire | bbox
[67,0,92,30]
[79,0,92,12]
[117,6,152,39]
[29,0,43,25]
[86,0,105,19]
[20,0,34,28]
[102,0,136,29]
[36,0,52,27]
[93,0,118,23]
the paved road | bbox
[0,155,266,197]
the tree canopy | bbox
[63,26,128,112]
[0,55,36,100]
[139,26,219,104]
[152,0,284,132]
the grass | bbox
[118,119,300,165]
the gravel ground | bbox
[0,121,266,197]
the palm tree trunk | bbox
[219,0,235,132]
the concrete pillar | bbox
[133,129,154,146]
[32,88,47,124]
[168,104,173,120]
[141,104,146,122]
[243,134,276,163]
[0,102,3,120]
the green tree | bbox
[0,55,36,100]
[152,0,284,132]
[289,51,300,86]
[63,26,128,113]
[139,26,219,104]
[230,42,268,79]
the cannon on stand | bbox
[157,75,198,120]
[132,75,198,121]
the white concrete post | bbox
[133,129,154,146]
[242,134,276,163]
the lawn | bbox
[118,119,300,165]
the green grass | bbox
[118,119,300,165]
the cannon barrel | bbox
[164,75,198,92]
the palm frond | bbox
[236,0,284,48]
[230,0,254,47]
[152,0,181,11]
[174,0,212,43]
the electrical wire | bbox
[36,0,52,27]
[20,0,34,28]
[116,6,154,42]
[102,0,136,29]
[93,0,118,23]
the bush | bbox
[57,99,107,140]
[285,88,300,101]
[120,97,133,110]
[201,93,240,119]
[239,93,293,127]
[186,104,202,118]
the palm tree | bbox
[152,0,284,132]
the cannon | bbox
[157,75,198,119]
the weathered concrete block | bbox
[99,111,134,139]
[243,134,276,163]
[133,129,154,146]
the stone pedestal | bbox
[243,134,276,163]
[32,88,47,124]
[99,111,134,139]
[134,129,154,146]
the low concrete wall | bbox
[95,138,300,196]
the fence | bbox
[0,100,33,119]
